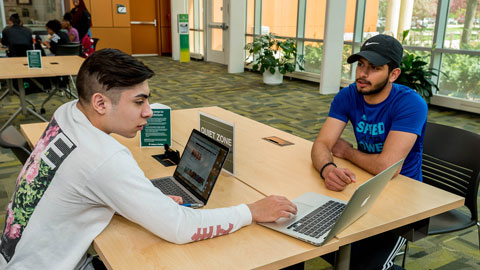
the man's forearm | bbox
[343,147,388,175]
[311,141,334,174]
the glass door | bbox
[206,0,228,64]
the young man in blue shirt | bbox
[311,34,428,269]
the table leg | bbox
[0,79,48,131]
[18,78,47,122]
[18,78,27,115]
[0,79,14,102]
[27,107,47,122]
[0,107,22,132]
[334,244,351,270]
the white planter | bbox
[262,67,283,85]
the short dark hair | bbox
[46,19,62,33]
[63,12,73,24]
[76,48,154,104]
[9,14,20,25]
[387,61,399,74]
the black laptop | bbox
[151,129,229,208]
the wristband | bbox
[320,162,337,180]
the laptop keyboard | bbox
[287,200,345,239]
[151,178,197,204]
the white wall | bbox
[319,0,347,94]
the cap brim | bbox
[347,51,390,66]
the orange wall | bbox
[69,0,132,54]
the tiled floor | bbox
[0,56,479,269]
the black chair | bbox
[55,43,82,56]
[0,125,31,165]
[422,122,480,240]
[6,44,34,57]
[402,122,480,266]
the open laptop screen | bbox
[173,129,229,203]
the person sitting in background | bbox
[62,12,79,43]
[1,14,33,57]
[43,19,69,55]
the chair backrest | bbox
[8,44,34,57]
[0,125,32,165]
[422,122,480,222]
[55,43,82,56]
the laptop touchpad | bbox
[273,202,314,225]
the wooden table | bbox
[169,107,464,247]
[20,121,339,270]
[0,55,84,131]
[20,107,464,269]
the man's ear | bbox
[389,68,401,82]
[91,93,110,115]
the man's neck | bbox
[76,101,108,134]
[363,83,393,105]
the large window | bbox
[437,0,480,101]
[1,0,64,32]
[261,0,298,37]
[188,0,204,57]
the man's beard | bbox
[356,76,389,96]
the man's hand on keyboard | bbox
[248,195,297,223]
[167,195,183,204]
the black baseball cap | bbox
[347,34,403,67]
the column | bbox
[385,0,401,37]
[397,0,414,40]
[228,0,246,73]
[319,0,348,94]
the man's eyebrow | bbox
[135,93,151,99]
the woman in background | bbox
[70,0,91,40]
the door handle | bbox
[208,23,228,30]
[131,19,157,27]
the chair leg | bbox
[0,88,10,102]
[402,241,409,268]
[477,222,479,250]
[40,87,59,113]
[67,75,78,99]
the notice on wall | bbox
[117,4,127,14]
[199,112,235,175]
[140,103,171,147]
[27,50,42,69]
[178,14,190,62]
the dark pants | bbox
[283,231,406,270]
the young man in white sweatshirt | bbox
[0,49,297,269]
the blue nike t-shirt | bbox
[328,83,428,181]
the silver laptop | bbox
[151,129,230,208]
[259,159,403,246]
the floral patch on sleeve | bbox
[0,118,76,262]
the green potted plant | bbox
[396,52,440,102]
[245,33,304,85]
[396,30,444,103]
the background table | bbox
[0,56,84,131]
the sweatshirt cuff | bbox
[237,203,253,226]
